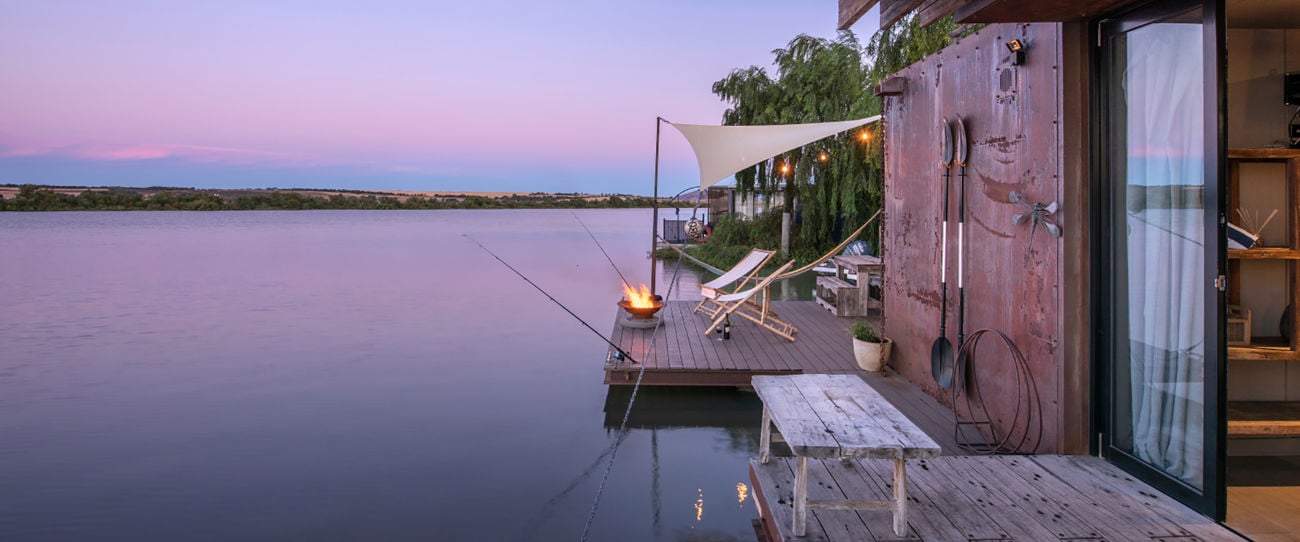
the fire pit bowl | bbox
[618,299,665,319]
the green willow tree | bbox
[710,17,962,260]
[713,32,878,258]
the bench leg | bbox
[759,406,772,464]
[893,459,907,537]
[793,456,808,537]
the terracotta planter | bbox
[852,337,892,372]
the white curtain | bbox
[1124,21,1205,489]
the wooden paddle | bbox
[932,117,956,389]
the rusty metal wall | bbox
[883,23,1064,453]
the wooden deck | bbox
[605,300,864,386]
[751,454,1244,541]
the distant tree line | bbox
[0,185,687,211]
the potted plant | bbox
[851,320,891,372]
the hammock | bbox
[656,208,882,280]
[775,209,881,280]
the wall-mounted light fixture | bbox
[1005,39,1026,66]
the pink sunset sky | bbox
[0,1,879,195]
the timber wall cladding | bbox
[883,23,1063,452]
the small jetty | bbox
[604,300,866,387]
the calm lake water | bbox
[0,209,814,541]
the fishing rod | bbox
[462,234,637,364]
[571,212,633,288]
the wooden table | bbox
[814,255,883,317]
[753,374,941,537]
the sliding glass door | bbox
[1097,0,1226,518]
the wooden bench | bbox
[811,276,852,314]
[753,374,941,537]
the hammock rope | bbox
[654,237,725,275]
[775,209,881,280]
[655,205,878,280]
[657,208,881,280]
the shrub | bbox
[851,320,880,343]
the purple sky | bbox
[0,1,878,195]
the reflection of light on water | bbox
[695,488,704,521]
[736,482,749,505]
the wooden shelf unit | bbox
[1227,149,1300,360]
[1228,401,1300,437]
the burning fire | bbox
[622,282,656,308]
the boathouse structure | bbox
[835,0,1300,533]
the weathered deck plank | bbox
[1038,455,1235,541]
[752,455,1245,542]
[605,300,863,387]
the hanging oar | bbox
[932,117,957,389]
[955,116,971,365]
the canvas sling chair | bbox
[702,260,798,342]
[693,248,776,317]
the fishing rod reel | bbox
[610,348,637,364]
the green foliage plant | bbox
[712,32,877,258]
[852,320,880,343]
[705,12,964,264]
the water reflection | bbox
[599,386,764,541]
[0,210,777,541]
[602,386,764,435]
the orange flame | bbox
[622,282,655,308]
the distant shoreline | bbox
[0,185,692,211]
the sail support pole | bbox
[650,117,663,296]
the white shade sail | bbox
[669,116,880,189]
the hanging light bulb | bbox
[818,151,829,162]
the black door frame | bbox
[1089,0,1228,520]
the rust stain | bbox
[975,171,1032,202]
[970,213,1015,240]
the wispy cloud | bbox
[0,138,319,166]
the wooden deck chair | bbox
[703,260,798,342]
[693,248,776,317]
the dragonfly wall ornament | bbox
[1009,191,1061,241]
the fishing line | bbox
[572,212,634,288]
[579,253,684,542]
[462,234,638,364]
[511,431,628,541]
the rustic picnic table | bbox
[753,374,941,537]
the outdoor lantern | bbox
[1005,39,1026,66]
